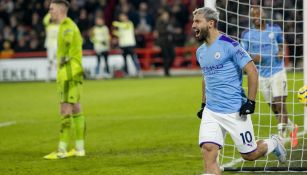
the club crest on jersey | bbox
[268,32,275,39]
[214,52,221,60]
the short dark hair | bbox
[51,0,70,9]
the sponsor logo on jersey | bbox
[203,64,224,75]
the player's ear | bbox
[209,20,214,28]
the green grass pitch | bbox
[0,74,306,175]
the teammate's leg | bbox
[273,96,288,136]
[127,47,142,77]
[95,53,101,76]
[102,51,109,74]
[122,47,129,74]
[46,48,56,82]
[273,96,298,147]
[160,44,170,76]
[166,43,175,75]
[271,70,298,147]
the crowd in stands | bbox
[0,0,303,65]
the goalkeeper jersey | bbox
[57,17,83,82]
[196,34,252,113]
[240,23,284,78]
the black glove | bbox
[197,103,206,119]
[59,57,68,67]
[239,99,256,116]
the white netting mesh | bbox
[212,0,307,171]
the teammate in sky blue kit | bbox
[241,7,298,148]
[192,7,287,175]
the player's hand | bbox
[239,99,256,116]
[277,50,284,59]
[253,55,261,63]
[60,57,68,67]
[197,103,206,119]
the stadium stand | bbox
[0,0,301,69]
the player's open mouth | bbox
[194,29,200,37]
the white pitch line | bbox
[0,121,16,128]
[221,130,307,169]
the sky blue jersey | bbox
[241,24,284,78]
[196,34,252,114]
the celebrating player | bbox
[241,7,298,147]
[90,17,111,78]
[192,7,287,175]
[43,13,59,82]
[44,0,86,160]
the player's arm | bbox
[243,61,258,101]
[241,31,261,63]
[197,77,206,119]
[233,44,258,116]
[239,61,258,117]
[103,28,111,46]
[89,28,96,43]
[43,13,51,26]
[201,78,206,103]
[112,21,123,28]
[60,28,74,67]
[112,22,120,37]
[237,61,258,117]
[277,44,284,59]
[251,54,261,63]
[275,24,285,59]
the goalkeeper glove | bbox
[239,99,255,118]
[197,103,206,119]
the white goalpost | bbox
[204,0,307,172]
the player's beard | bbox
[196,26,210,43]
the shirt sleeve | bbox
[232,44,252,69]
[275,25,283,44]
[63,27,74,45]
[196,49,200,63]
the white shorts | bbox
[259,69,288,103]
[199,108,257,154]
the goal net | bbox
[205,0,307,172]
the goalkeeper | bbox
[44,0,86,159]
[241,6,298,148]
[193,7,287,175]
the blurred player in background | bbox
[43,13,59,82]
[90,17,111,79]
[44,0,86,160]
[241,6,298,148]
[155,10,175,77]
[193,7,287,174]
[112,13,142,77]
